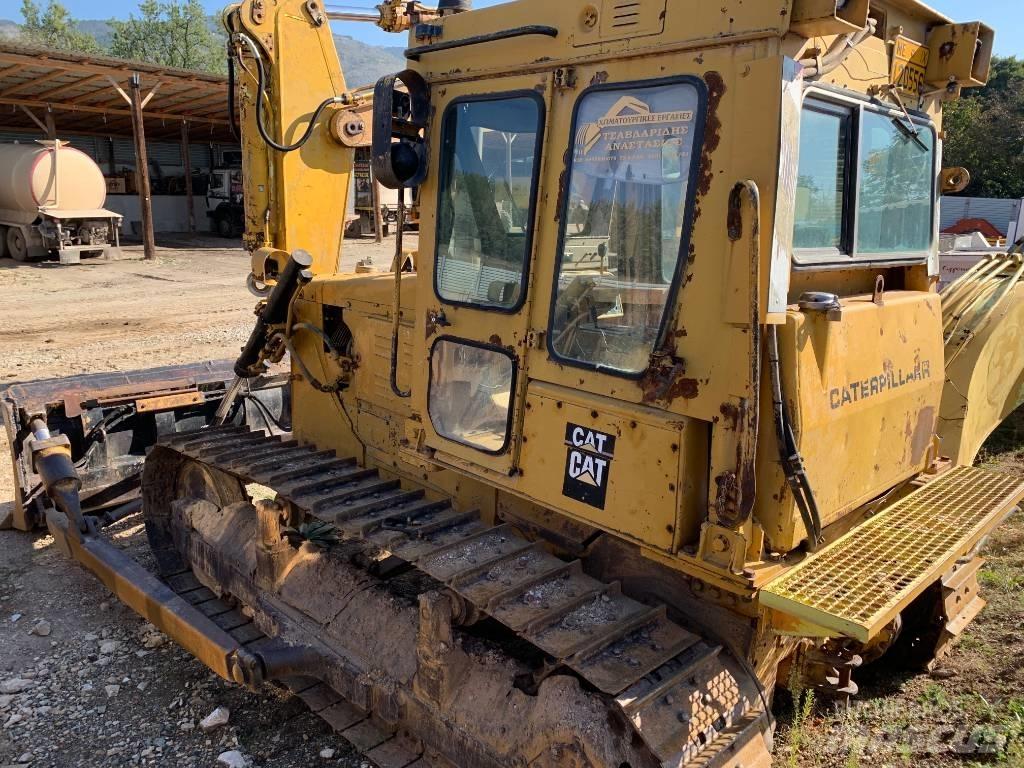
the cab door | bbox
[412,74,551,475]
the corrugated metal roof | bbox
[940,197,1023,236]
[0,40,232,143]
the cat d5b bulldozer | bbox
[29,0,1024,766]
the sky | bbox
[9,0,1024,55]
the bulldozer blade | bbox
[44,507,242,682]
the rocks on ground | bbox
[217,749,252,768]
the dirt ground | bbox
[1,235,1022,767]
[775,424,1024,768]
[0,236,404,768]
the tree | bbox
[943,57,1024,200]
[109,0,226,74]
[19,0,102,54]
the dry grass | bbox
[775,413,1024,767]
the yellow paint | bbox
[891,35,930,93]
[232,0,1017,651]
[756,292,946,552]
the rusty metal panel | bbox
[1,360,235,418]
[136,391,206,413]
[569,0,667,46]
[925,21,995,88]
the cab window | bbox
[793,103,851,252]
[794,96,936,264]
[856,110,934,255]
[435,94,544,311]
[549,79,705,375]
[429,339,515,454]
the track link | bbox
[159,427,771,767]
[161,558,428,767]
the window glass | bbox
[435,96,542,310]
[856,111,934,255]
[794,108,849,250]
[429,340,514,453]
[551,82,702,374]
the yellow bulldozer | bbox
[11,0,1024,765]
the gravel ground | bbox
[2,235,1023,768]
[0,236,408,768]
[0,523,361,768]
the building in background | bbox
[941,196,1024,244]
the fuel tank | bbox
[0,142,108,225]
[756,291,945,551]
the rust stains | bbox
[713,470,738,522]
[719,402,740,430]
[425,309,441,339]
[640,353,699,405]
[554,146,572,223]
[940,41,957,61]
[590,71,609,87]
[909,406,937,465]
[696,71,726,200]
[488,334,503,346]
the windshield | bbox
[856,110,934,255]
[435,95,544,311]
[794,96,936,263]
[549,80,703,374]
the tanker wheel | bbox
[0,226,7,259]
[216,217,233,238]
[6,226,29,262]
[142,447,248,577]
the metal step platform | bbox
[760,465,1024,642]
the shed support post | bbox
[129,73,157,261]
[181,121,195,234]
[371,169,384,244]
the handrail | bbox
[405,25,558,60]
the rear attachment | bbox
[1,360,288,531]
[761,465,1024,642]
[133,427,773,768]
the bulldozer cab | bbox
[229,0,1016,651]
[363,0,980,558]
[408,65,714,547]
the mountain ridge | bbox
[0,18,406,86]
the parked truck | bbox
[206,165,246,238]
[0,140,122,264]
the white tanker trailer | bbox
[0,140,122,264]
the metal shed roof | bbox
[0,40,233,143]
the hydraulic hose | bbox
[799,18,877,79]
[390,190,412,399]
[234,249,314,378]
[227,53,240,142]
[235,33,347,153]
[767,325,823,545]
[271,330,345,394]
